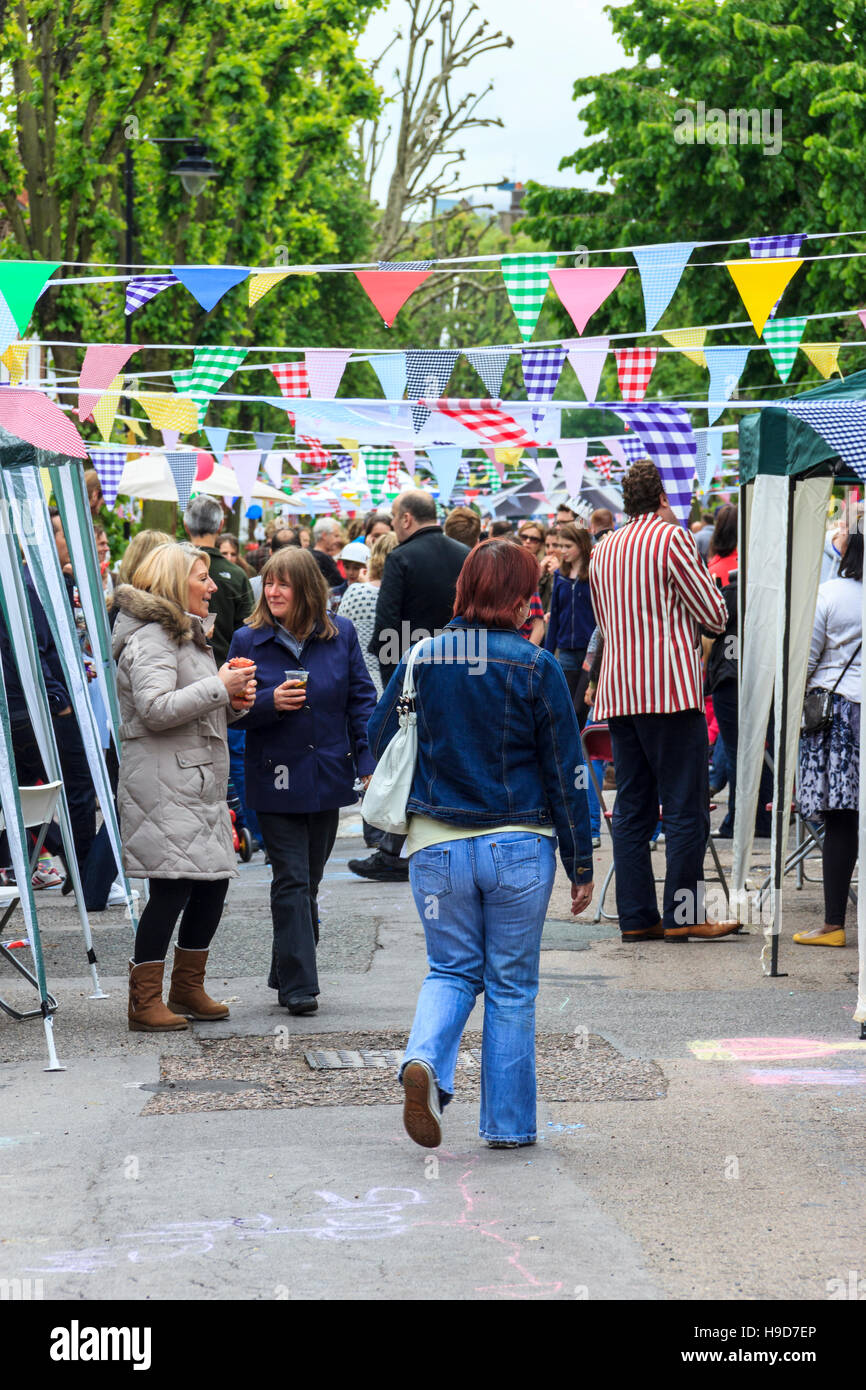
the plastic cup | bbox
[284,669,309,686]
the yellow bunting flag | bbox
[661,328,707,368]
[92,374,124,442]
[133,392,199,434]
[337,436,360,466]
[1,342,31,384]
[800,343,842,379]
[495,447,524,469]
[39,468,53,501]
[125,416,146,440]
[725,258,803,336]
[248,270,312,307]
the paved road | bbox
[1,804,864,1301]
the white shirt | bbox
[807,577,862,702]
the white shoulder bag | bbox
[362,639,429,835]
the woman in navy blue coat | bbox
[228,548,377,1015]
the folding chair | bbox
[581,723,729,924]
[0,782,62,1021]
[755,801,857,913]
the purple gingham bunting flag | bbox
[406,350,459,433]
[608,403,697,524]
[85,447,128,509]
[632,242,696,332]
[465,348,509,400]
[618,433,651,463]
[749,234,806,321]
[522,346,567,431]
[780,401,866,482]
[378,260,434,272]
[125,274,180,316]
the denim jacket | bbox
[367,619,593,884]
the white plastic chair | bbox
[0,782,63,1021]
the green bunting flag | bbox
[361,446,392,501]
[172,346,248,426]
[762,316,807,384]
[0,261,61,334]
[501,254,558,342]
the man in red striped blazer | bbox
[589,461,737,941]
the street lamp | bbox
[169,142,220,197]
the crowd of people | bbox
[0,461,861,1150]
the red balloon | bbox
[195,451,215,482]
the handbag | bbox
[362,639,430,835]
[801,641,861,735]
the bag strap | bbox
[400,638,432,702]
[829,640,861,694]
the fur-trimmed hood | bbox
[112,583,210,658]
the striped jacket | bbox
[588,513,727,718]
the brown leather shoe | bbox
[167,946,230,1021]
[128,959,189,1032]
[665,922,742,941]
[622,921,664,941]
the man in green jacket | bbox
[183,496,254,665]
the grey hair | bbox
[312,517,340,541]
[183,494,224,537]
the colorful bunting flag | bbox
[223,450,261,512]
[704,346,751,424]
[378,260,434,272]
[253,432,276,456]
[77,343,138,421]
[661,327,707,368]
[170,265,251,313]
[172,345,248,426]
[800,343,841,379]
[601,436,628,467]
[406,350,459,432]
[749,234,806,320]
[392,444,416,474]
[85,447,128,509]
[726,258,802,336]
[296,436,332,470]
[522,346,567,429]
[694,431,723,493]
[271,361,309,397]
[465,348,509,400]
[610,404,697,524]
[421,399,538,448]
[556,438,588,498]
[425,445,463,505]
[305,348,353,399]
[263,452,285,490]
[781,400,866,479]
[249,271,293,306]
[361,446,392,500]
[355,270,431,327]
[614,347,657,401]
[1,342,30,384]
[165,451,198,511]
[549,267,627,335]
[92,373,124,441]
[534,456,559,494]
[161,429,181,452]
[501,254,558,341]
[125,274,179,316]
[0,291,18,355]
[632,242,696,332]
[134,392,199,434]
[0,387,86,456]
[592,455,613,483]
[367,353,407,404]
[565,336,609,402]
[618,433,652,463]
[0,261,60,334]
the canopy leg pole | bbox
[42,1008,65,1072]
[769,478,795,978]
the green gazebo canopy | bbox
[738,368,866,485]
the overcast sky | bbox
[357,0,630,208]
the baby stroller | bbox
[227,781,253,863]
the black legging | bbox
[133,878,229,964]
[823,810,859,928]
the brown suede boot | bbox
[128,960,189,1032]
[167,947,230,1021]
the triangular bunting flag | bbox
[632,243,695,332]
[249,271,292,306]
[172,345,247,426]
[355,270,431,327]
[204,427,230,463]
[601,436,627,467]
[549,267,627,335]
[392,444,416,473]
[0,388,86,456]
[305,348,353,399]
[484,461,502,494]
[360,446,392,501]
[704,345,751,424]
[263,452,285,490]
[495,447,524,471]
[1,341,30,385]
[92,374,124,441]
[272,361,309,397]
[781,400,866,479]
[592,455,613,483]
[749,234,806,320]
[522,347,567,430]
[618,434,650,463]
[134,392,199,434]
[85,447,127,509]
[565,336,609,402]
[555,438,588,498]
[694,431,723,493]
[800,343,841,379]
[726,258,803,336]
[425,445,462,505]
[165,451,198,511]
[858,309,866,335]
[77,343,138,421]
[223,449,261,513]
[0,290,18,355]
[126,274,179,315]
[368,353,407,403]
[252,432,276,456]
[406,350,459,432]
[465,348,509,400]
[611,404,696,524]
[483,448,507,483]
[0,261,60,334]
[170,265,251,313]
[161,429,181,452]
[614,348,657,401]
[421,400,537,449]
[534,456,559,494]
[661,327,707,368]
[501,254,558,341]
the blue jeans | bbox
[227,727,262,847]
[401,831,556,1144]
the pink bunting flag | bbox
[0,387,86,457]
[354,270,431,327]
[483,447,507,483]
[392,444,416,474]
[602,436,628,467]
[858,310,866,335]
[304,348,353,400]
[77,344,138,421]
[564,337,609,402]
[614,348,658,402]
[223,449,262,513]
[161,429,181,452]
[549,268,627,335]
[534,457,559,494]
[555,438,588,498]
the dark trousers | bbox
[257,809,339,1004]
[5,715,96,873]
[823,809,858,928]
[133,877,229,963]
[711,680,772,838]
[609,711,710,934]
[377,830,406,865]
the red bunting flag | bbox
[354,270,431,327]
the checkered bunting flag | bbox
[377,261,434,272]
[173,346,247,426]
[592,455,613,483]
[781,401,866,482]
[632,242,696,332]
[749,233,806,320]
[618,433,651,463]
[421,400,538,449]
[405,350,459,433]
[522,346,566,431]
[271,360,310,398]
[165,451,198,512]
[465,349,509,400]
[614,348,657,401]
[763,317,807,383]
[501,254,558,342]
[295,436,332,470]
[361,446,392,500]
[609,403,697,524]
[125,274,180,315]
[85,447,127,510]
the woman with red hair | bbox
[368,539,594,1151]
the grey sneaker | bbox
[402,1059,442,1148]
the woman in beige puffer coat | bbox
[112,543,256,1033]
